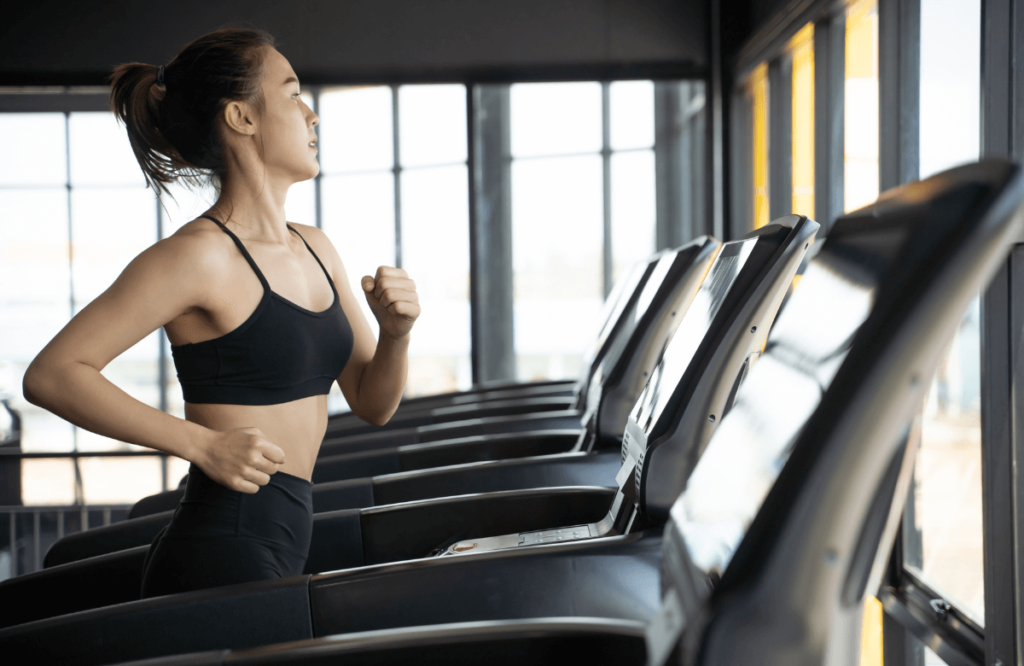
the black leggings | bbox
[141,464,313,599]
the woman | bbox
[21,28,419,597]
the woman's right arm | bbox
[22,230,284,493]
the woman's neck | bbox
[210,171,293,244]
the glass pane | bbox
[318,86,393,174]
[160,181,217,239]
[70,188,156,313]
[321,172,396,340]
[844,0,880,212]
[70,187,161,447]
[0,188,74,454]
[21,459,77,505]
[399,85,467,168]
[69,112,146,187]
[610,150,656,285]
[609,80,655,151]
[511,82,602,158]
[906,0,984,629]
[0,113,67,186]
[910,296,984,625]
[750,63,770,228]
[401,165,471,396]
[790,24,815,218]
[512,154,603,380]
[79,456,163,504]
[919,0,981,179]
[286,178,317,226]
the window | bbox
[0,77,681,503]
[910,0,984,626]
[510,81,659,382]
[844,0,879,213]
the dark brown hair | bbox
[109,27,276,198]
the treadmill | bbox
[2,160,1017,666]
[13,216,814,620]
[118,236,721,520]
[312,238,720,457]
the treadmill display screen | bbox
[592,251,681,387]
[581,260,650,371]
[629,238,757,437]
[673,255,876,578]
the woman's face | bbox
[253,48,319,184]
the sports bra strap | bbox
[287,224,337,290]
[200,214,271,290]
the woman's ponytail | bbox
[109,62,187,197]
[108,27,276,198]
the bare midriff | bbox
[184,394,329,481]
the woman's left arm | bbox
[297,225,419,425]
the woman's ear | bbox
[222,100,258,137]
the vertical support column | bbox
[877,4,922,663]
[730,86,754,237]
[815,15,846,232]
[709,0,727,240]
[980,2,1022,664]
[469,85,515,385]
[687,83,707,244]
[156,197,169,493]
[392,84,403,269]
[768,58,793,220]
[655,82,685,250]
[878,0,920,192]
[313,87,323,230]
[601,82,613,297]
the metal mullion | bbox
[313,86,322,230]
[768,57,792,220]
[878,0,920,192]
[710,0,726,240]
[811,15,846,233]
[467,83,479,385]
[601,81,612,298]
[32,510,40,572]
[392,84,402,269]
[827,13,846,231]
[64,111,84,505]
[9,512,15,577]
[876,3,923,660]
[156,195,168,493]
[980,2,1020,664]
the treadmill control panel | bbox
[519,525,595,546]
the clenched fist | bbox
[361,266,420,340]
[195,426,286,494]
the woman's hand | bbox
[193,427,286,493]
[361,266,421,340]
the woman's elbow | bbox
[22,360,58,408]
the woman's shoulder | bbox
[148,217,238,281]
[289,222,342,268]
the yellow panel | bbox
[860,596,884,666]
[790,23,815,218]
[847,0,878,79]
[751,63,770,229]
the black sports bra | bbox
[170,215,354,405]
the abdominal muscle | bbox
[184,394,329,482]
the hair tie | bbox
[156,65,165,87]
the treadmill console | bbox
[671,221,898,581]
